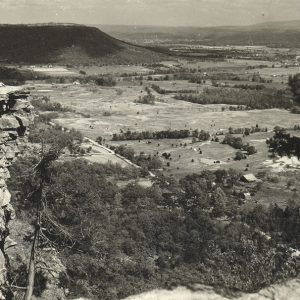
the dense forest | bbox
[8,153,299,299]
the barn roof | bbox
[242,173,258,182]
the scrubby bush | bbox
[32,97,71,112]
[103,111,112,117]
[235,151,244,160]
[136,89,156,105]
[36,112,59,124]
[95,75,116,87]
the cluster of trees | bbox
[0,66,37,85]
[112,129,210,141]
[94,75,116,87]
[112,145,162,171]
[43,74,117,86]
[151,84,198,95]
[233,84,266,90]
[267,128,300,158]
[246,64,269,70]
[147,75,171,81]
[189,72,267,85]
[7,158,299,299]
[175,87,293,109]
[223,134,257,155]
[228,125,268,135]
[0,68,118,86]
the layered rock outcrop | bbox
[0,84,33,299]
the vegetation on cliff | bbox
[7,150,299,299]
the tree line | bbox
[228,125,268,135]
[111,144,162,172]
[112,129,210,141]
[151,84,198,95]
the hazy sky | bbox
[0,0,299,27]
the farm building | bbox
[241,173,259,183]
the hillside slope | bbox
[0,24,166,64]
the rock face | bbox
[0,83,33,299]
[124,278,300,300]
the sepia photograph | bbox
[0,0,299,299]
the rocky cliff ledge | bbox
[124,278,300,300]
[0,84,33,299]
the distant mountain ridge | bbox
[0,24,165,64]
[99,20,300,47]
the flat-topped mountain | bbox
[0,24,165,64]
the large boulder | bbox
[0,116,19,130]
[0,188,11,207]
[0,167,10,179]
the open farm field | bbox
[227,59,275,67]
[29,83,300,133]
[27,81,300,178]
[109,131,282,177]
[253,66,300,82]
[24,66,78,77]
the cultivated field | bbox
[23,66,78,77]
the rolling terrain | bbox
[100,20,300,47]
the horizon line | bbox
[0,18,299,29]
